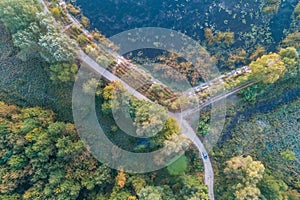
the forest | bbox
[0,0,300,199]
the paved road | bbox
[187,66,251,94]
[79,47,216,199]
[39,0,216,198]
[170,112,215,199]
[79,50,151,101]
[78,53,259,200]
[38,1,261,199]
[71,10,217,196]
[181,80,260,118]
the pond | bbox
[75,0,296,50]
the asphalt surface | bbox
[37,1,259,198]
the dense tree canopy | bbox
[0,0,41,34]
[0,101,209,199]
[250,53,286,84]
[50,62,78,83]
[102,81,170,137]
[162,117,181,139]
[138,186,175,200]
[258,174,288,200]
[101,81,131,114]
[130,99,168,137]
[279,47,300,77]
[177,175,209,200]
[0,0,77,63]
[0,101,113,199]
[12,12,77,63]
[0,0,78,84]
[224,156,265,200]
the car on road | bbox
[202,152,208,160]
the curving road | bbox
[78,50,260,200]
[39,0,216,198]
[79,48,216,199]
[170,112,214,199]
[38,1,262,199]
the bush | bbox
[67,3,81,15]
[294,2,300,16]
[77,34,89,46]
[81,16,90,28]
[50,6,61,19]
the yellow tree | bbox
[250,53,286,84]
[224,155,265,200]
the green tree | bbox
[138,186,175,200]
[0,0,77,63]
[130,176,147,193]
[281,149,296,161]
[282,32,300,49]
[234,186,261,200]
[55,179,81,199]
[14,13,76,62]
[50,6,61,19]
[279,47,299,77]
[109,187,132,200]
[197,115,210,136]
[0,0,41,34]
[250,53,286,83]
[0,101,116,199]
[0,194,22,200]
[177,175,209,200]
[238,83,265,102]
[101,81,130,114]
[82,78,104,96]
[163,117,180,139]
[130,99,168,137]
[258,174,288,200]
[279,47,298,59]
[96,55,114,67]
[50,62,78,83]
[7,155,28,170]
[20,118,41,134]
[155,134,190,165]
[56,136,84,158]
[224,156,265,200]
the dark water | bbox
[75,0,298,62]
[76,0,267,41]
[221,77,300,144]
[270,0,298,44]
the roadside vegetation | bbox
[0,101,209,199]
[0,0,299,199]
